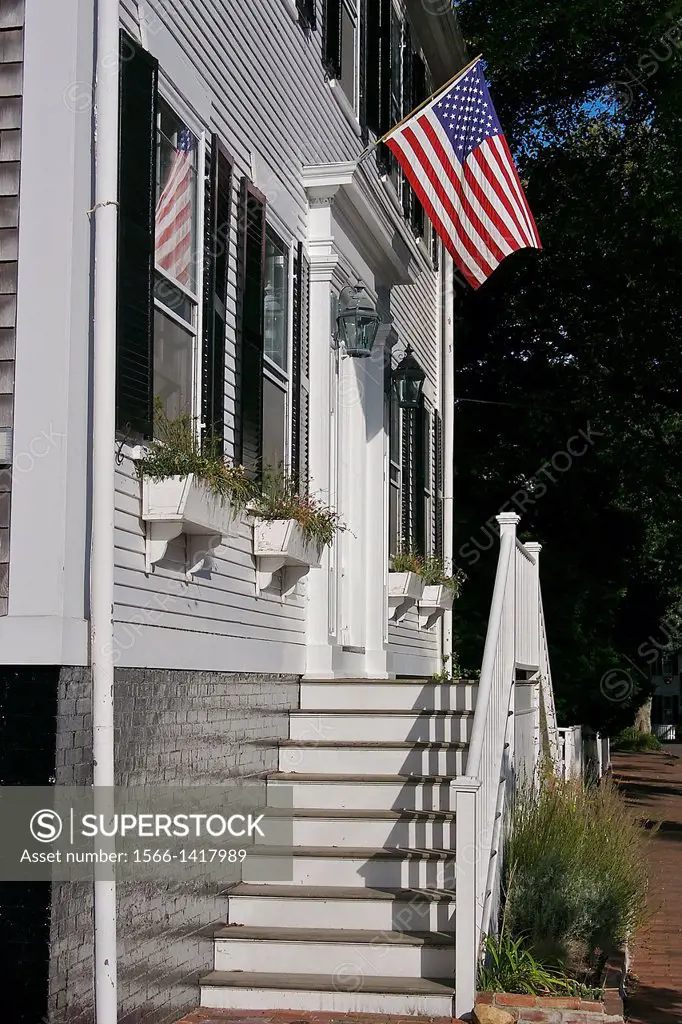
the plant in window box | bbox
[388,550,425,621]
[137,403,255,576]
[249,467,342,598]
[418,557,466,629]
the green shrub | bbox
[478,933,579,995]
[612,727,662,751]
[504,777,649,966]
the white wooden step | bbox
[213,925,455,978]
[200,970,455,1016]
[300,678,477,712]
[259,807,456,849]
[290,709,473,744]
[267,773,458,810]
[227,883,456,933]
[242,845,456,889]
[278,740,466,776]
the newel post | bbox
[454,778,482,1019]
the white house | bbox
[0,3,562,1023]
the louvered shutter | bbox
[358,0,369,142]
[410,52,427,237]
[414,395,427,555]
[291,242,311,494]
[401,22,413,222]
[236,180,266,478]
[400,407,411,550]
[322,0,342,78]
[116,32,158,438]
[296,0,317,29]
[375,0,392,175]
[433,410,444,559]
[202,136,232,448]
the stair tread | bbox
[214,925,454,946]
[280,740,467,749]
[269,771,459,783]
[304,677,475,685]
[201,970,455,995]
[228,882,456,901]
[263,807,456,820]
[246,844,455,859]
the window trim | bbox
[261,226,295,477]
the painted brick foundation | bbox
[476,991,625,1023]
[44,666,299,1024]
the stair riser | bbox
[228,895,455,933]
[267,778,457,811]
[299,681,477,712]
[213,937,455,978]
[200,984,454,1016]
[279,746,466,776]
[260,816,456,849]
[243,853,456,889]
[290,713,471,744]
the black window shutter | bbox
[291,242,311,494]
[202,136,232,448]
[401,22,413,221]
[434,410,444,559]
[235,179,266,478]
[400,407,413,551]
[358,0,368,143]
[375,0,392,174]
[410,51,427,236]
[414,395,427,555]
[296,0,317,30]
[322,0,342,78]
[116,32,158,438]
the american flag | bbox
[385,60,541,289]
[155,126,195,287]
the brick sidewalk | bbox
[612,747,682,1023]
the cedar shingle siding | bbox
[0,0,23,615]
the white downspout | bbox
[442,253,455,671]
[91,0,119,1019]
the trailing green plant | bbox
[137,401,255,509]
[419,555,467,596]
[612,727,662,752]
[478,932,591,996]
[504,776,650,967]
[249,465,342,548]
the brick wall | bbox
[49,666,299,1024]
[476,991,625,1023]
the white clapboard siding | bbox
[114,0,442,675]
[389,605,440,677]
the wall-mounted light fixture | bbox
[392,345,426,409]
[335,284,381,357]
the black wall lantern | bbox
[392,344,426,408]
[336,285,381,357]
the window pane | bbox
[264,232,289,369]
[156,99,198,292]
[262,377,287,474]
[340,2,356,108]
[154,271,193,324]
[154,308,194,423]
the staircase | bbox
[200,674,478,1016]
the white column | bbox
[303,197,338,677]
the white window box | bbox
[141,474,236,578]
[252,518,323,598]
[418,584,454,629]
[388,571,424,621]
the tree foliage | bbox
[452,0,682,728]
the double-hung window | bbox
[262,229,290,472]
[115,33,231,445]
[153,99,200,422]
